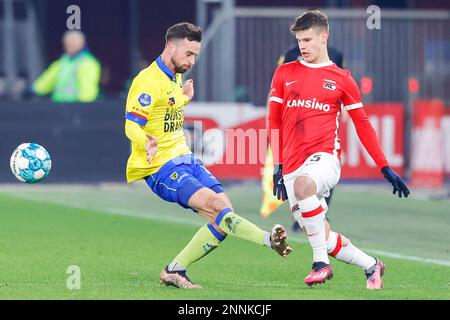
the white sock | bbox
[298,195,329,264]
[326,231,376,270]
[168,261,186,272]
[292,197,328,232]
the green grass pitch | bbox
[0,183,449,299]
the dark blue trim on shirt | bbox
[156,56,176,82]
[125,112,148,126]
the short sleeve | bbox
[269,66,284,105]
[342,71,363,111]
[125,77,159,126]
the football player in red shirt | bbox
[268,10,410,289]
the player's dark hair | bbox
[165,22,202,43]
[290,10,329,34]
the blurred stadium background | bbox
[0,0,449,299]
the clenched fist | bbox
[183,79,194,101]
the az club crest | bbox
[323,80,336,91]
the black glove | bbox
[381,166,410,198]
[273,164,288,201]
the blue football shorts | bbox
[144,154,224,210]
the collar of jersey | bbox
[300,59,334,68]
[156,56,176,82]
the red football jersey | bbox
[268,60,366,176]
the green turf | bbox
[0,184,449,299]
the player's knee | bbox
[294,176,316,200]
[217,192,233,211]
[204,194,228,217]
[341,235,350,246]
[326,230,350,246]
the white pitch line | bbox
[85,207,450,268]
[94,206,450,267]
[283,233,450,267]
[362,249,450,267]
[3,191,450,268]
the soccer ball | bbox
[10,143,52,183]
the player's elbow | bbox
[125,120,137,139]
[353,118,372,132]
[268,115,282,122]
[268,118,282,131]
[125,119,147,145]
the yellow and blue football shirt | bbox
[125,56,191,182]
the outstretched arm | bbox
[348,107,410,198]
[343,71,409,198]
[347,107,389,170]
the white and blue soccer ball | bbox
[10,143,52,183]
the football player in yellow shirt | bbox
[125,22,292,289]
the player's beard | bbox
[172,58,190,74]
